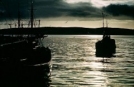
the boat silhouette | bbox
[95,30,116,57]
[0,1,51,66]
[95,13,116,58]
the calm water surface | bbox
[43,35,134,87]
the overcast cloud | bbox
[0,0,134,20]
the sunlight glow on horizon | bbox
[39,19,134,29]
[0,18,134,29]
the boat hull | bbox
[0,37,52,65]
[95,39,116,57]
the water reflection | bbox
[0,64,52,87]
[44,35,134,87]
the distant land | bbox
[0,27,134,35]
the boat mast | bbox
[105,14,108,28]
[38,20,40,27]
[102,12,104,28]
[18,2,21,28]
[30,0,34,28]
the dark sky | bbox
[0,0,134,29]
[0,0,134,19]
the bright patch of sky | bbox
[64,0,134,7]
[1,18,133,29]
[38,19,134,29]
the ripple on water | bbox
[43,35,134,87]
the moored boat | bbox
[95,12,116,57]
[0,0,52,66]
[95,32,116,57]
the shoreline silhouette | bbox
[0,27,134,35]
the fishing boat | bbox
[95,13,116,57]
[0,1,52,86]
[95,30,116,57]
[0,1,51,66]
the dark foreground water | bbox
[43,35,134,87]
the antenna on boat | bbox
[106,19,108,28]
[105,14,108,28]
[8,23,12,28]
[38,19,40,27]
[102,13,109,28]
[102,12,104,28]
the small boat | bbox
[95,31,116,57]
[95,12,116,57]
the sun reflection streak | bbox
[87,35,102,39]
[86,61,110,86]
